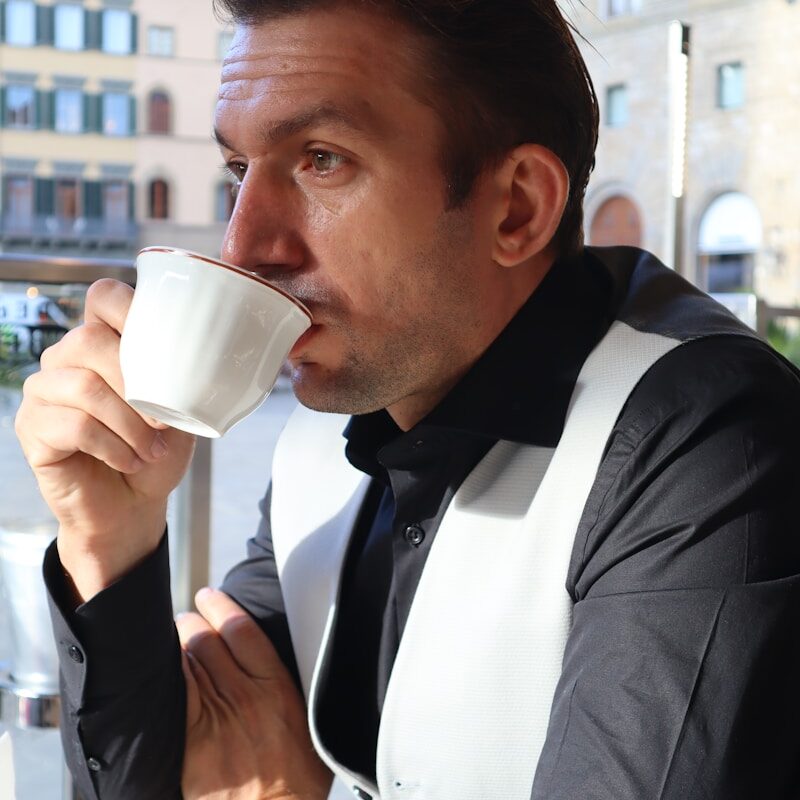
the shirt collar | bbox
[344,249,614,473]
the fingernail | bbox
[129,457,145,473]
[195,587,214,602]
[151,433,168,459]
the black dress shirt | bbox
[44,248,800,799]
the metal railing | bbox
[0,216,139,248]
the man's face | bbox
[215,6,500,420]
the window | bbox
[5,177,34,225]
[606,84,628,127]
[148,179,169,219]
[55,178,79,221]
[102,9,133,54]
[218,30,235,60]
[5,86,36,128]
[717,62,745,109]
[215,181,236,222]
[4,1,36,46]
[103,181,129,224]
[147,91,171,134]
[55,88,83,133]
[589,195,642,247]
[54,4,85,50]
[102,92,130,136]
[147,25,174,56]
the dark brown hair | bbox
[214,0,599,256]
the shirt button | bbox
[67,645,84,664]
[404,524,425,547]
[86,757,102,772]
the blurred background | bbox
[0,0,798,796]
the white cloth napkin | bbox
[0,732,15,800]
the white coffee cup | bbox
[119,247,312,438]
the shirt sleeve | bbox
[531,337,800,800]
[44,532,184,800]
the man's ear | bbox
[491,144,570,268]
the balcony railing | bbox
[0,215,138,249]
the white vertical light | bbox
[668,21,690,199]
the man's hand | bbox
[177,588,332,800]
[14,279,195,600]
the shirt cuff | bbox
[44,531,178,704]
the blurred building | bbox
[0,0,235,260]
[571,0,800,306]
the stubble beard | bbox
[290,208,480,418]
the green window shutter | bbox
[128,182,135,220]
[0,2,6,44]
[2,176,9,218]
[35,90,53,130]
[82,181,102,219]
[85,9,101,50]
[128,95,136,135]
[82,93,92,132]
[130,12,138,53]
[49,90,57,131]
[83,93,102,133]
[34,178,55,216]
[35,4,54,46]
[0,87,6,128]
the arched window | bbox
[147,91,172,135]
[698,192,761,293]
[215,180,236,222]
[149,179,170,219]
[589,195,642,247]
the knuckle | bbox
[72,410,98,442]
[85,278,119,305]
[74,370,107,404]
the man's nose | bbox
[220,172,305,276]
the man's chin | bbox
[288,362,386,416]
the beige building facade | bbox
[0,0,234,259]
[134,0,233,257]
[572,0,800,307]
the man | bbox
[15,1,800,798]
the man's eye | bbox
[223,162,247,183]
[309,150,347,173]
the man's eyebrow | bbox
[213,104,375,153]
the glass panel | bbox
[5,178,34,223]
[218,30,235,60]
[718,63,745,109]
[102,92,130,136]
[5,86,35,129]
[102,8,132,55]
[215,182,236,222]
[55,179,79,220]
[54,4,84,50]
[707,253,753,292]
[149,179,169,219]
[4,1,36,46]
[606,84,628,127]
[148,91,171,133]
[55,89,82,133]
[103,181,128,224]
[147,25,174,57]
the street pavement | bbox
[0,385,298,799]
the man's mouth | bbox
[289,324,320,360]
